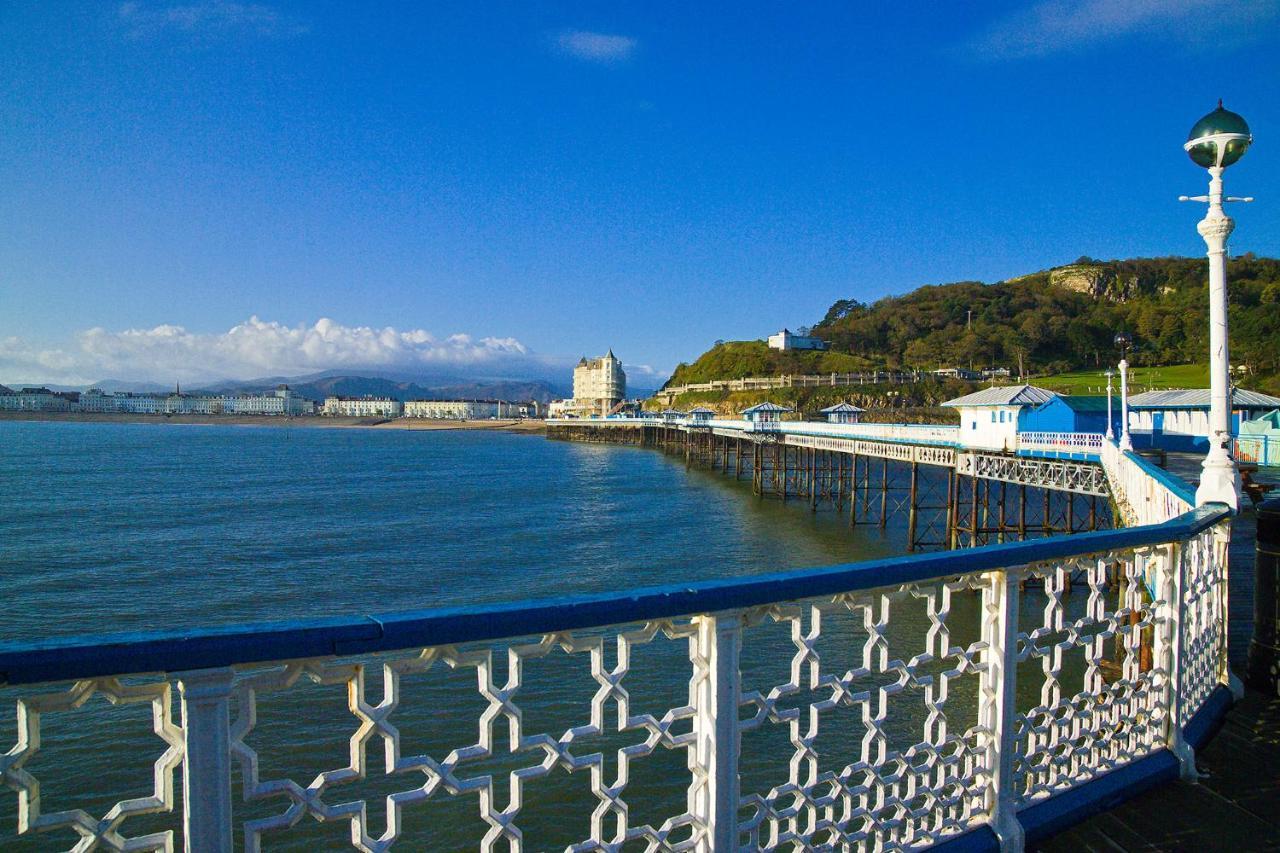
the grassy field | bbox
[1034,364,1209,395]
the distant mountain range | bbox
[205,371,570,404]
[205,373,567,404]
[10,365,672,402]
[13,370,571,404]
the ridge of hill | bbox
[665,255,1280,395]
[194,375,564,404]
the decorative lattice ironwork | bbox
[736,578,994,849]
[1178,526,1229,719]
[0,678,183,851]
[960,453,1109,497]
[1014,549,1168,804]
[230,621,705,852]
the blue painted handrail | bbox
[0,505,1229,687]
[1123,448,1198,506]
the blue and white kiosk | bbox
[741,402,791,425]
[820,401,864,424]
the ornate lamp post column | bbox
[1104,368,1115,440]
[1181,101,1253,510]
[1115,333,1133,451]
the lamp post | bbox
[1104,368,1115,440]
[1181,100,1253,510]
[1115,333,1133,451]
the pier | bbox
[549,418,1114,552]
[0,410,1251,851]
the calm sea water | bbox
[0,420,907,641]
[5,420,961,850]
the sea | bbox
[0,420,1042,850]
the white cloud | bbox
[117,1,308,39]
[555,30,637,63]
[0,317,553,386]
[964,0,1279,60]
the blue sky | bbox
[2,1,1278,387]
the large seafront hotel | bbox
[548,350,628,417]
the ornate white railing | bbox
[0,501,1232,851]
[547,417,653,425]
[771,421,959,445]
[1016,432,1105,454]
[552,417,962,448]
[1099,438,1194,527]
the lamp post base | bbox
[1196,457,1241,511]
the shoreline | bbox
[0,411,548,433]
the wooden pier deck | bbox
[1039,455,1280,851]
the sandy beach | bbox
[0,411,547,433]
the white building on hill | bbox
[767,329,828,352]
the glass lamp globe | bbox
[1185,100,1252,169]
[1114,332,1133,351]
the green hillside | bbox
[664,341,873,385]
[665,255,1280,395]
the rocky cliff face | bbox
[1049,264,1140,301]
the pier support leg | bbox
[849,454,860,527]
[752,444,762,495]
[970,475,979,547]
[998,481,1007,545]
[907,461,920,552]
[810,449,819,512]
[1019,485,1027,540]
[879,458,889,530]
[946,469,957,549]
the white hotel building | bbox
[403,400,525,419]
[74,385,314,416]
[0,387,77,412]
[552,351,627,417]
[322,396,404,418]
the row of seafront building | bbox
[320,397,530,419]
[0,384,532,420]
[0,384,314,415]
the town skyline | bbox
[4,2,1279,386]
